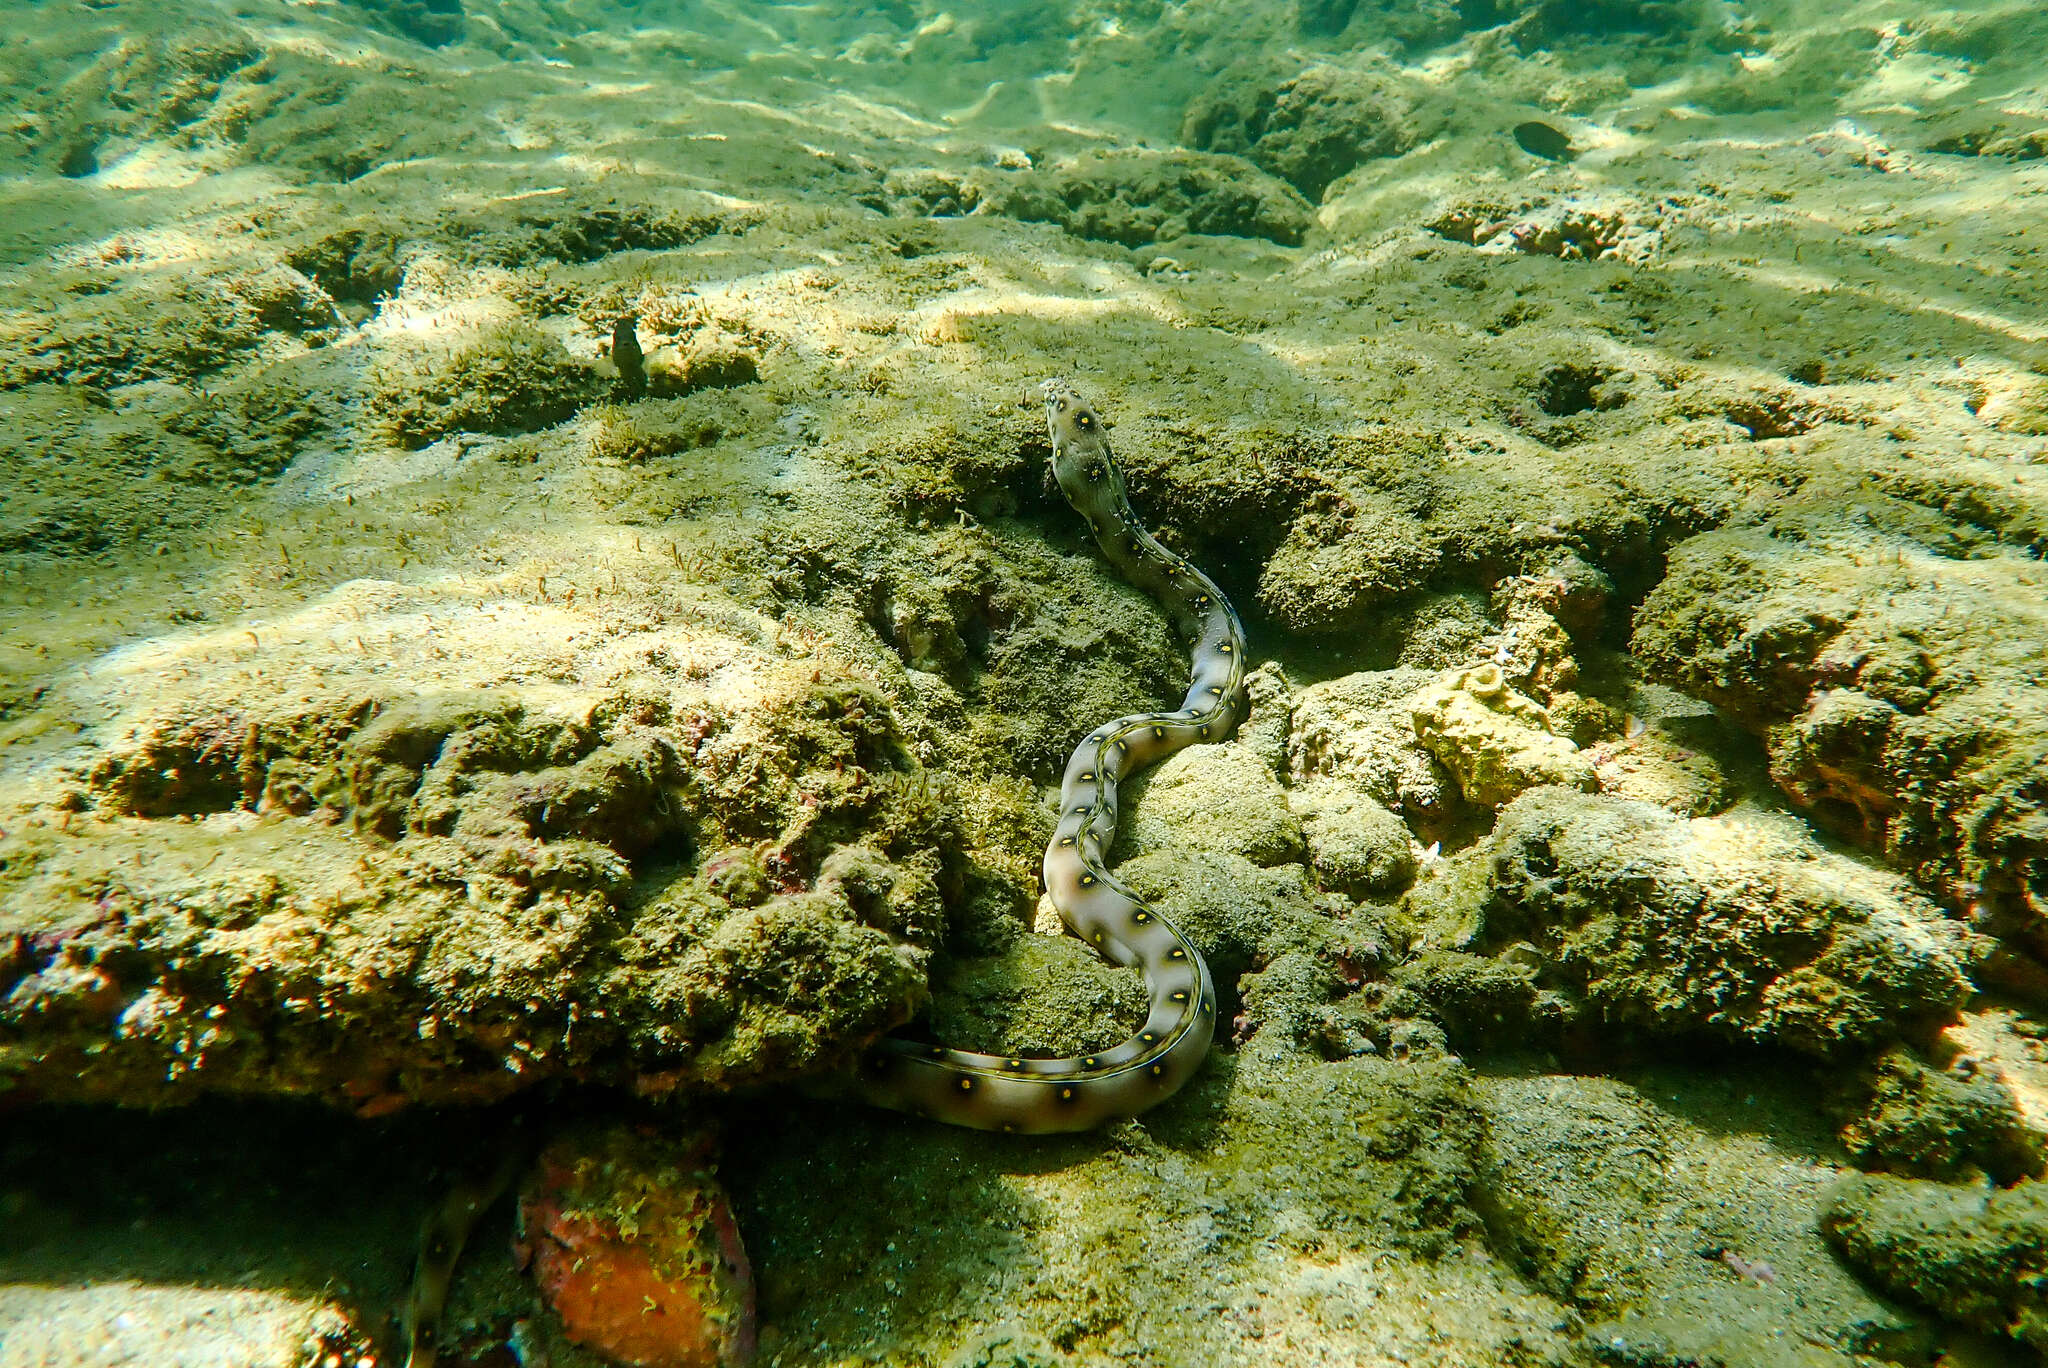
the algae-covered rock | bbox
[1120,742,1304,868]
[1582,721,1741,819]
[1822,1173,2048,1351]
[738,1051,1557,1364]
[285,223,408,306]
[975,147,1314,247]
[1119,848,1327,999]
[1475,1070,1938,1367]
[1475,1075,1673,1311]
[1409,664,1597,809]
[1634,522,2048,952]
[0,261,339,390]
[0,586,957,1109]
[926,933,1146,1061]
[1289,667,1457,825]
[1385,592,1494,671]
[1395,948,1561,1050]
[1834,1046,2046,1184]
[1259,491,1440,633]
[1182,60,1425,200]
[645,334,763,399]
[370,321,602,448]
[1290,778,1418,897]
[1402,788,1981,1057]
[440,194,754,270]
[586,390,777,465]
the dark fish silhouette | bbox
[612,312,645,400]
[1514,121,1577,162]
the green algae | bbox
[1400,787,1981,1058]
[1833,1046,2046,1185]
[369,321,603,450]
[1823,1173,2048,1352]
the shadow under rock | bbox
[0,1097,504,1341]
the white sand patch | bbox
[0,1284,348,1368]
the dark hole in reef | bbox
[57,142,99,178]
[1299,0,1360,36]
[1788,359,1827,385]
[1536,362,1608,417]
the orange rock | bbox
[516,1123,755,1368]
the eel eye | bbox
[1077,413,1094,429]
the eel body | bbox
[857,379,1247,1133]
[402,1121,535,1368]
[400,383,1243,1351]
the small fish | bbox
[1719,1249,1778,1284]
[1514,121,1578,163]
[611,313,645,400]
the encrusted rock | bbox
[1288,667,1456,825]
[1409,664,1596,809]
[1822,1173,2048,1353]
[974,147,1314,247]
[1289,778,1418,897]
[1182,60,1424,200]
[1834,1046,2046,1184]
[1634,522,2048,953]
[646,334,761,398]
[1121,742,1304,868]
[517,1122,756,1368]
[0,584,950,1109]
[1402,788,1984,1057]
[1427,192,1671,262]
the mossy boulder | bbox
[976,147,1314,247]
[370,322,602,448]
[1288,667,1458,825]
[1,602,958,1110]
[1833,1046,2046,1184]
[1290,778,1418,897]
[1634,521,2048,953]
[926,934,1146,1060]
[1182,60,1425,200]
[1822,1173,2048,1352]
[1401,788,1982,1057]
[0,262,339,390]
[1120,742,1304,868]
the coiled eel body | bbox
[858,379,1247,1133]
